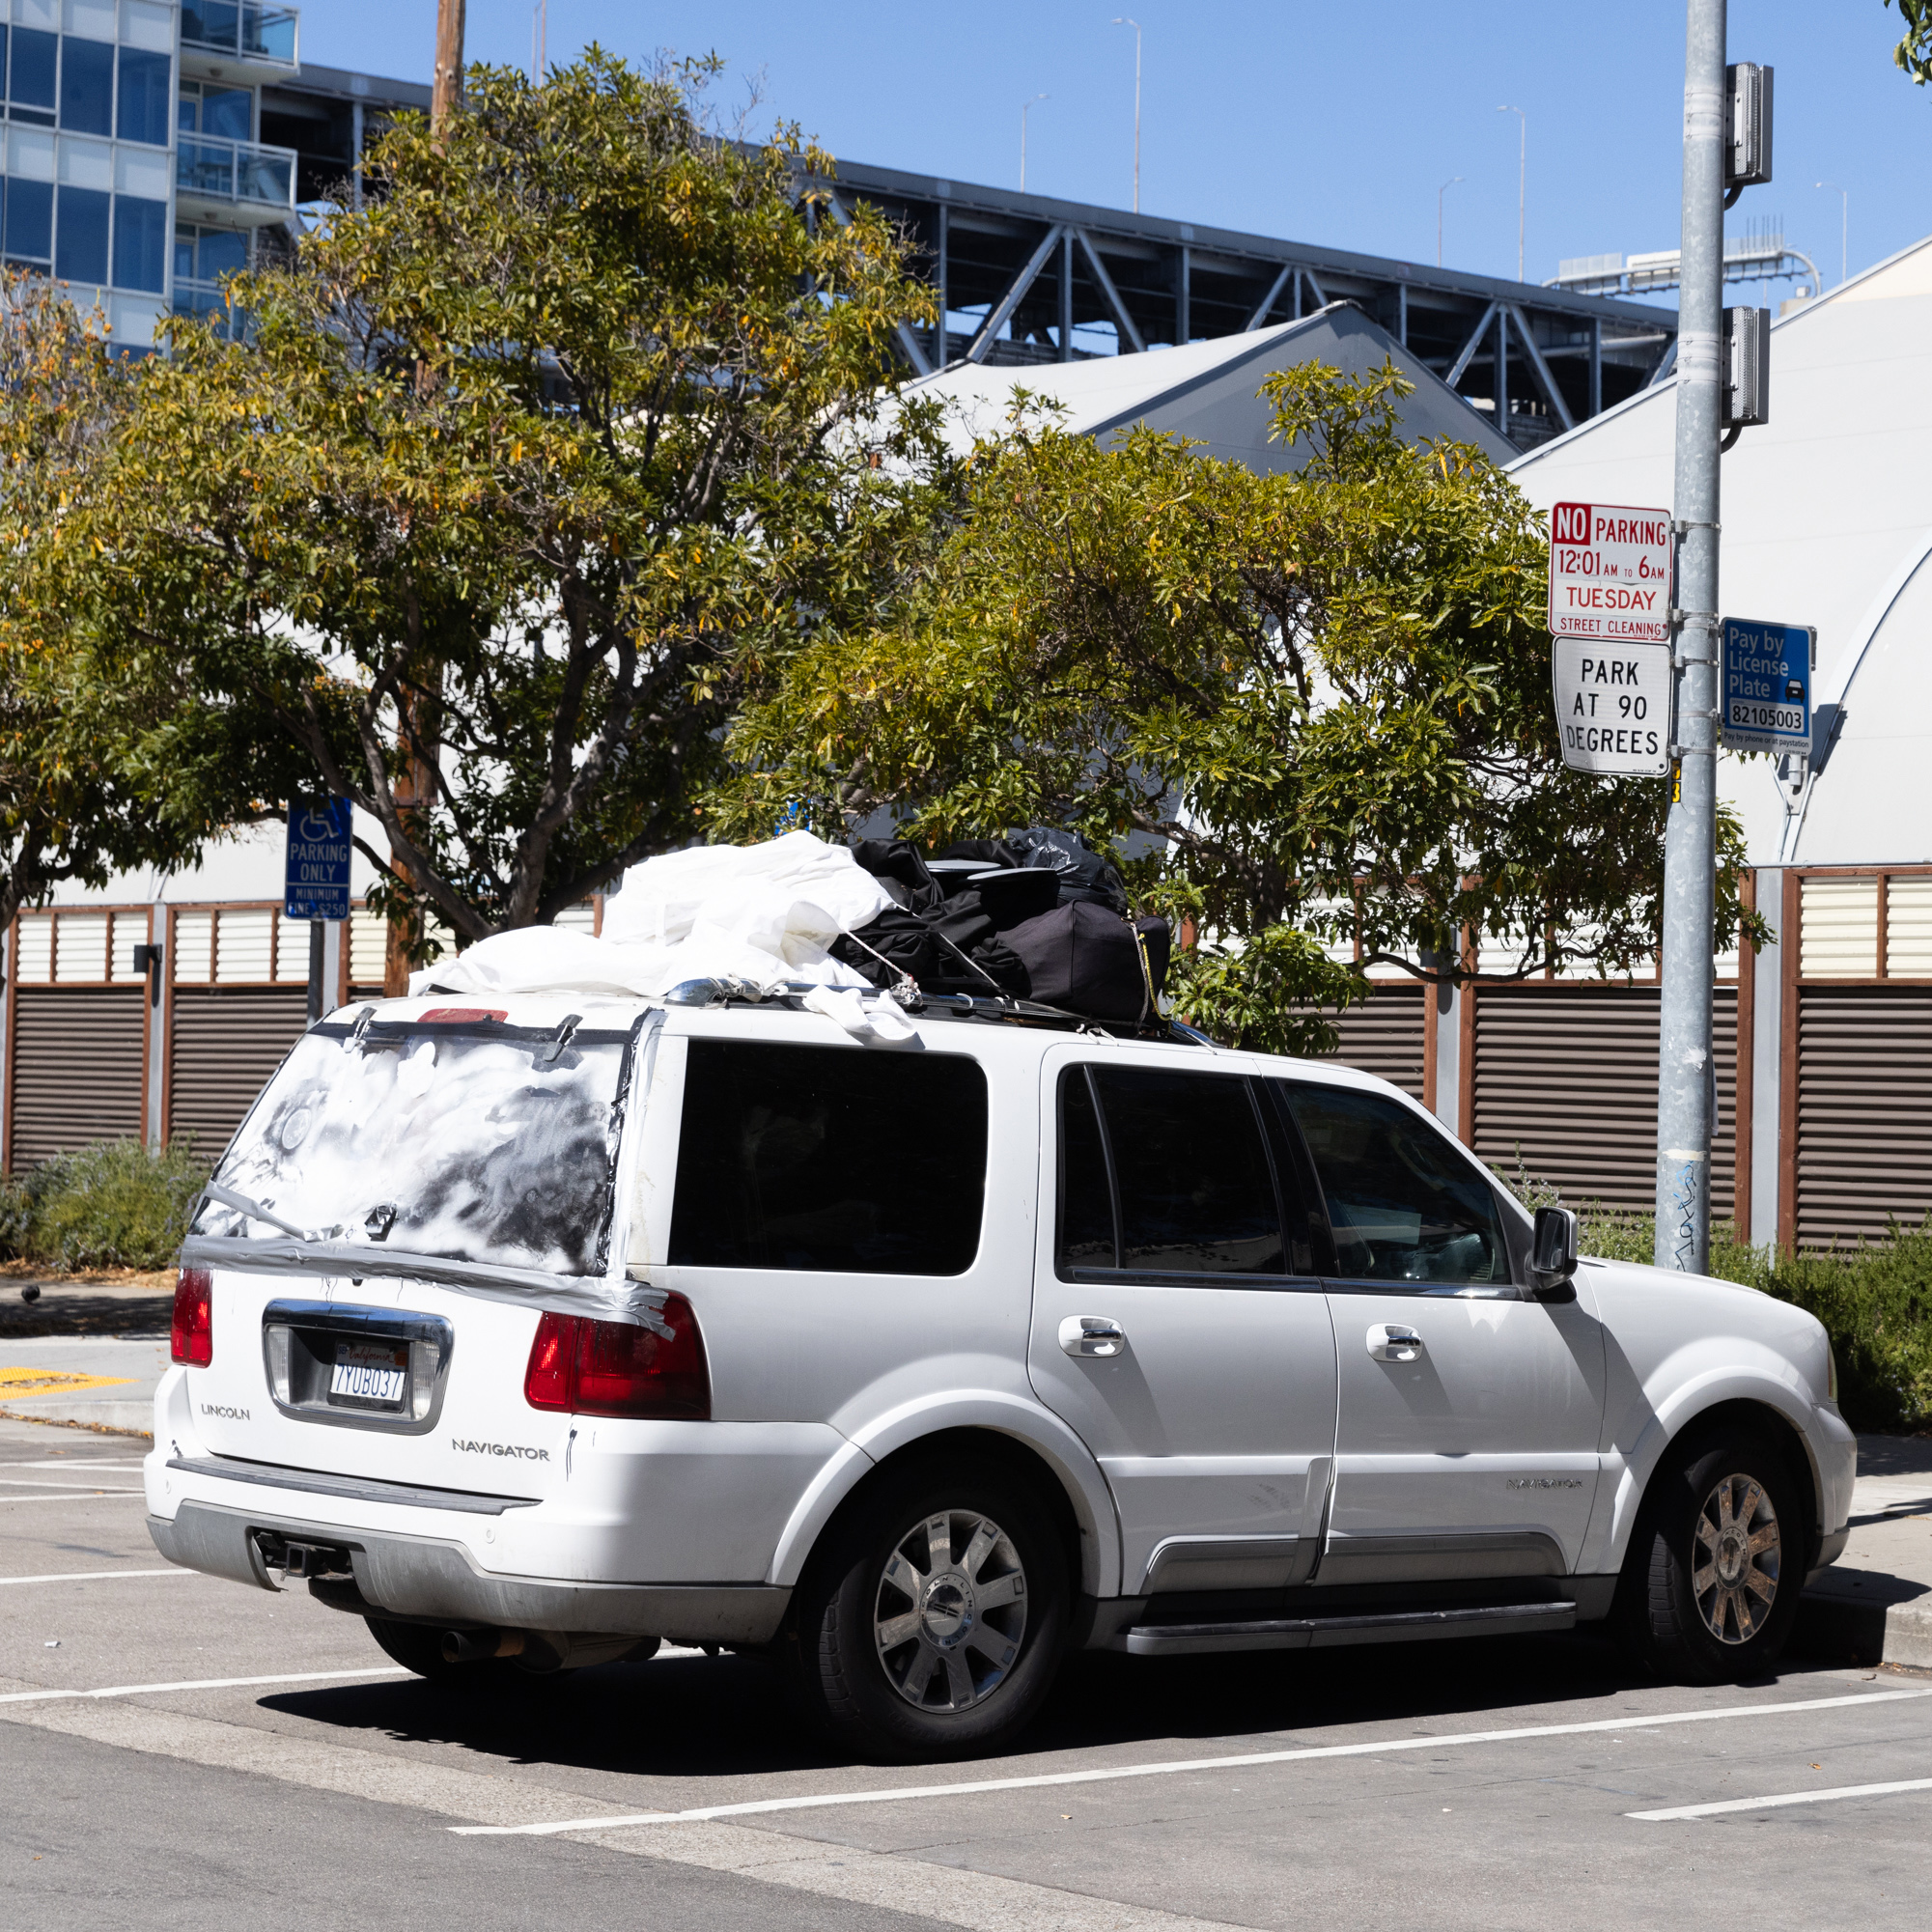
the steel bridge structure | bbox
[816,157,1680,454]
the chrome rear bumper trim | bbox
[167,1454,538,1516]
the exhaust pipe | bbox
[439,1627,527,1665]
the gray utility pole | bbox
[1655,0,1727,1273]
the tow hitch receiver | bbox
[252,1529,354,1580]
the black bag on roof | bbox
[1004,827,1130,912]
[848,839,946,916]
[1000,902,1168,1023]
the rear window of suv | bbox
[668,1040,988,1275]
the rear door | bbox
[1270,1078,1606,1584]
[1027,1049,1338,1598]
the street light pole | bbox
[1438,175,1465,268]
[1112,17,1141,213]
[1496,105,1526,279]
[1654,0,1726,1274]
[1021,93,1047,193]
[1815,180,1847,285]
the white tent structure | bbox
[908,301,1519,470]
[1493,236,1932,1252]
[1511,234,1932,871]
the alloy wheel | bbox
[1691,1470,1781,1643]
[873,1508,1028,1712]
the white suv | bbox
[147,983,1855,1759]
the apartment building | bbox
[0,0,424,346]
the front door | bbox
[1270,1078,1607,1586]
[1028,1050,1339,1598]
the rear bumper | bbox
[148,1499,792,1645]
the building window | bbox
[178,79,253,140]
[54,183,109,285]
[8,26,58,125]
[4,178,53,266]
[58,34,113,137]
[112,193,166,293]
[116,45,171,146]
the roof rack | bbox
[659,976,1212,1047]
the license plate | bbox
[328,1339,408,1408]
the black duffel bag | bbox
[1000,902,1169,1023]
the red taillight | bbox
[522,1295,710,1420]
[524,1311,576,1410]
[171,1267,213,1366]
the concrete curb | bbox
[0,1403,153,1439]
[1797,1587,1932,1670]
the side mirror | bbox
[1529,1205,1579,1301]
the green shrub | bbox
[0,1139,210,1272]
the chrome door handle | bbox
[1367,1324,1423,1362]
[1060,1315,1127,1358]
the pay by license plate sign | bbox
[329,1338,408,1409]
[1722,616,1814,756]
[1553,639,1672,776]
[1548,501,1672,643]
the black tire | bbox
[789,1461,1069,1762]
[1618,1429,1806,1683]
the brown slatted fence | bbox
[1794,986,1932,1247]
[8,989,147,1168]
[1326,981,1427,1102]
[1470,983,1737,1218]
[167,988,310,1158]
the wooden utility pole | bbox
[433,0,465,128]
[384,0,463,994]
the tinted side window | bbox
[669,1041,988,1275]
[1056,1069,1115,1271]
[1059,1066,1284,1275]
[1276,1081,1507,1285]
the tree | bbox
[1889,0,1932,83]
[713,363,1764,1052]
[61,53,940,963]
[0,273,276,987]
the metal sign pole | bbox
[1656,0,1726,1273]
[307,917,325,1026]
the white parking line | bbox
[1630,1776,1932,1821]
[0,1491,144,1503]
[0,1568,188,1586]
[452,1688,1932,1836]
[0,1483,147,1498]
[0,1666,410,1706]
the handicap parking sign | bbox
[285,799,352,921]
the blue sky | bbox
[306,1,1931,300]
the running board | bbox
[1123,1600,1578,1657]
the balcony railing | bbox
[177,135,296,214]
[180,1,298,65]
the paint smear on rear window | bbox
[194,1021,637,1276]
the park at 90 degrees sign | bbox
[1547,500,1671,643]
[1552,638,1672,776]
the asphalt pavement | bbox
[4,1412,1932,1931]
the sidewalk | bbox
[0,1334,166,1435]
[1799,1434,1932,1670]
[0,1274,174,1342]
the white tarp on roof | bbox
[411,831,891,1003]
[1509,234,1932,866]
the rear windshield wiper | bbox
[202,1183,341,1243]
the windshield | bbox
[194,1014,643,1277]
